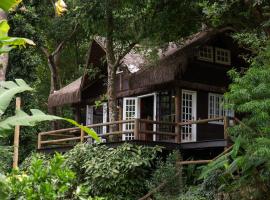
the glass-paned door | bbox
[122,97,138,141]
[181,90,197,142]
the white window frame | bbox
[215,47,231,65]
[181,90,197,142]
[208,93,234,125]
[197,46,214,62]
[86,105,93,125]
[122,97,138,141]
[102,103,107,134]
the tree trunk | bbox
[107,63,118,123]
[0,10,8,81]
[48,54,61,94]
[105,1,118,125]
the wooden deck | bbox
[37,116,233,154]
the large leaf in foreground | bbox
[0,0,21,11]
[0,109,100,143]
[0,20,35,53]
[0,79,32,116]
[0,109,61,130]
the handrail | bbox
[178,116,225,126]
[139,119,176,126]
[37,116,233,149]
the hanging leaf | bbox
[64,118,101,143]
[0,20,9,37]
[0,0,21,11]
[0,79,32,116]
[0,20,35,53]
[0,109,61,130]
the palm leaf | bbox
[0,79,32,116]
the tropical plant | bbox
[64,143,162,200]
[199,43,270,200]
[0,1,35,53]
[0,153,75,200]
[146,151,183,200]
[0,79,99,138]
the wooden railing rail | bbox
[138,119,177,126]
[177,116,225,126]
[38,117,234,149]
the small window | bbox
[197,46,214,62]
[208,93,234,124]
[215,48,231,65]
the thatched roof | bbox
[48,27,234,107]
[48,77,83,107]
[116,27,234,97]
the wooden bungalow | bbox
[39,27,248,158]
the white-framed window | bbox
[215,47,231,65]
[197,46,214,62]
[208,93,234,124]
[123,97,138,141]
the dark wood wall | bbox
[196,90,224,141]
[178,33,248,141]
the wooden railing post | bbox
[224,116,229,140]
[80,125,85,143]
[224,116,229,150]
[175,124,181,143]
[134,118,139,140]
[38,133,42,149]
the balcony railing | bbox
[37,116,232,150]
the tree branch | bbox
[40,47,50,58]
[52,23,78,56]
[114,42,137,67]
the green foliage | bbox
[0,79,32,116]
[65,143,162,200]
[146,151,183,200]
[177,186,207,200]
[0,18,35,53]
[64,118,100,142]
[0,0,21,11]
[0,153,76,200]
[199,43,270,199]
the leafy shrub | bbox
[64,143,162,200]
[146,151,183,200]
[177,186,207,200]
[0,153,75,200]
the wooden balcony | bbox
[37,117,234,153]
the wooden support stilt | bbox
[13,97,21,169]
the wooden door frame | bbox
[137,93,157,141]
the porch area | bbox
[37,116,232,152]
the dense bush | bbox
[0,153,75,200]
[146,151,183,200]
[64,143,162,200]
[0,153,106,200]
